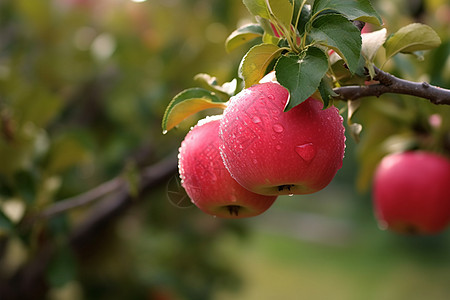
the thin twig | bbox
[38,152,178,220]
[334,66,450,105]
[40,177,124,218]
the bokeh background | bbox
[0,0,449,299]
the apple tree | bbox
[163,0,450,233]
[0,0,450,299]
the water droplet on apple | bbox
[267,94,275,100]
[275,145,281,151]
[271,134,276,140]
[272,124,284,133]
[252,116,262,124]
[252,159,258,164]
[295,143,316,162]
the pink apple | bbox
[373,151,450,234]
[178,115,277,218]
[219,82,346,196]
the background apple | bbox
[373,151,450,234]
[219,82,346,196]
[178,115,277,218]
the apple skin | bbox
[373,151,450,234]
[218,82,346,196]
[178,115,277,218]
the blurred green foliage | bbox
[0,0,449,299]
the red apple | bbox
[373,151,450,234]
[219,82,346,196]
[178,115,277,218]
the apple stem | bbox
[227,205,240,216]
[277,184,294,192]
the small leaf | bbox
[312,0,382,26]
[348,99,361,122]
[162,88,226,133]
[309,14,362,73]
[1,199,26,224]
[243,0,270,19]
[194,73,238,97]
[349,123,363,143]
[384,23,441,61]
[225,23,264,53]
[347,99,362,142]
[267,0,293,30]
[361,28,387,62]
[239,43,283,88]
[318,77,337,109]
[275,47,328,111]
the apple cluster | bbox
[178,82,346,218]
[372,151,450,235]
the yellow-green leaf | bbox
[267,0,293,30]
[384,23,441,62]
[162,88,226,133]
[239,43,283,88]
[225,24,264,53]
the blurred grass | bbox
[215,221,450,300]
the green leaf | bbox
[267,0,293,30]
[275,47,328,111]
[243,0,270,19]
[194,73,238,97]
[384,23,441,62]
[162,88,226,133]
[318,77,337,108]
[239,43,284,88]
[225,23,264,53]
[309,14,362,73]
[312,0,382,26]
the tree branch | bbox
[334,66,450,105]
[1,154,178,300]
[39,177,124,218]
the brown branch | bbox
[39,177,124,218]
[1,153,178,300]
[334,66,450,105]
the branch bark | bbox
[334,66,450,105]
